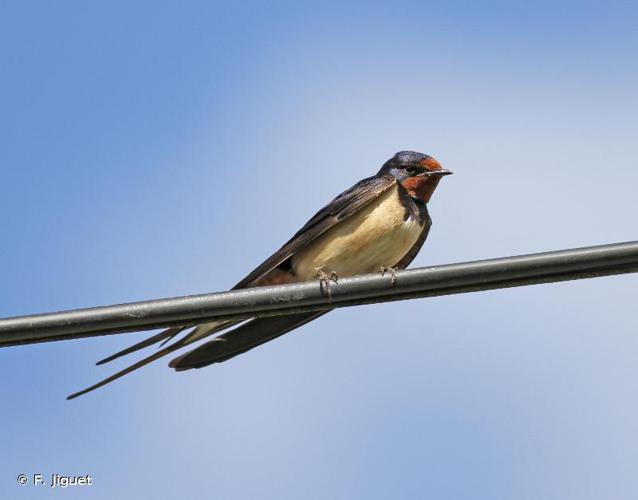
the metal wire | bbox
[1,240,637,348]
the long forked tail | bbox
[68,320,240,400]
[67,341,187,400]
[95,326,187,365]
[68,312,329,399]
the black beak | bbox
[422,169,453,177]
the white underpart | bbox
[291,183,423,280]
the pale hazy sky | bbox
[1,2,637,499]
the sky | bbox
[1,1,637,498]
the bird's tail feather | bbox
[69,320,241,400]
[96,326,187,365]
[67,341,187,400]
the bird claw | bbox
[380,266,398,286]
[317,270,339,299]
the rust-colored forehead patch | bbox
[419,156,443,171]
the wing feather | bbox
[233,175,396,289]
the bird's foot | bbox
[317,269,339,298]
[380,266,398,286]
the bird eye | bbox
[405,166,418,175]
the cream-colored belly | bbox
[291,183,423,280]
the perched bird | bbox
[68,151,452,399]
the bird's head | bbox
[378,151,452,203]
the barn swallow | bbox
[68,151,452,399]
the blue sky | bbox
[1,1,637,499]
